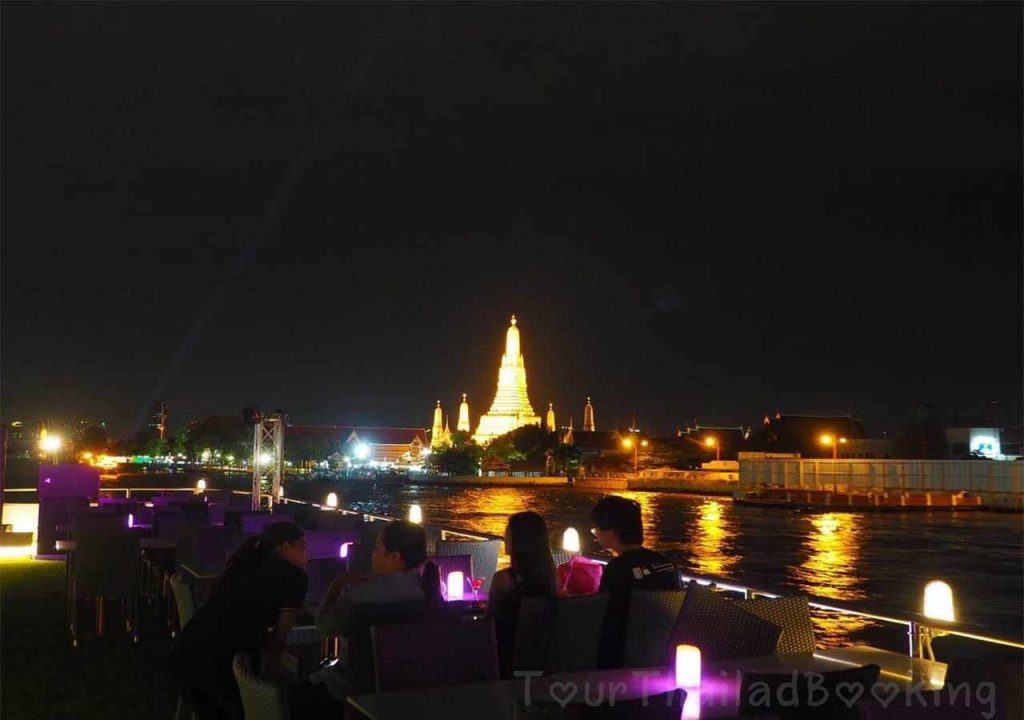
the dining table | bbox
[346,646,949,720]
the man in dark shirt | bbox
[591,495,681,668]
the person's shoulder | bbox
[491,568,513,590]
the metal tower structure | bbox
[249,412,286,511]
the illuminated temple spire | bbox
[546,403,556,432]
[472,314,541,445]
[431,400,446,448]
[457,393,471,433]
[583,397,595,432]
[562,416,575,445]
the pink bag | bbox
[557,556,604,596]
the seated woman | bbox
[296,521,439,712]
[486,511,558,676]
[165,521,308,720]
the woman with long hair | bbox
[166,521,308,719]
[486,511,558,676]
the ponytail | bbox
[420,560,441,601]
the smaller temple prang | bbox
[431,400,445,448]
[457,393,471,433]
[546,402,556,432]
[583,397,595,432]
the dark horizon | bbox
[3,3,1021,439]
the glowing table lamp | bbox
[408,504,423,524]
[562,527,580,553]
[339,542,352,559]
[447,571,465,601]
[675,644,702,688]
[325,493,338,508]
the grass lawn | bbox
[1,558,179,720]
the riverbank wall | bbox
[351,472,738,496]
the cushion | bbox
[739,595,816,654]
[666,580,782,663]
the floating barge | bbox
[734,487,985,511]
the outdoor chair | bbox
[169,573,197,720]
[232,653,290,720]
[436,539,501,591]
[346,542,375,576]
[622,589,687,667]
[304,557,347,608]
[739,663,880,720]
[344,600,463,695]
[304,529,361,560]
[551,549,578,569]
[513,594,610,674]
[37,496,90,556]
[371,618,499,692]
[69,525,140,646]
[315,511,365,532]
[666,580,781,663]
[738,594,817,654]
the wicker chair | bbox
[304,557,347,608]
[622,589,687,667]
[168,575,197,720]
[668,580,781,663]
[513,594,610,674]
[738,594,817,654]
[232,653,290,720]
[304,530,361,560]
[371,618,499,692]
[435,539,501,591]
[345,601,463,695]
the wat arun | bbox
[472,314,541,445]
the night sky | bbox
[3,3,1021,438]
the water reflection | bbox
[689,499,739,577]
[789,513,875,645]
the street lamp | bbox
[621,435,648,476]
[704,436,720,462]
[819,434,848,494]
[40,434,63,464]
[819,434,848,460]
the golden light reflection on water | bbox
[789,513,875,645]
[690,499,739,577]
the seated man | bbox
[590,495,681,668]
[291,521,440,717]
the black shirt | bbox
[599,548,681,595]
[167,553,308,681]
[598,547,680,668]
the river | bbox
[326,481,1023,650]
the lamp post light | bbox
[621,435,648,476]
[39,434,63,465]
[704,436,720,462]
[819,433,848,460]
[819,434,848,493]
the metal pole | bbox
[272,416,284,507]
[251,424,262,511]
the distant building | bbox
[677,424,752,461]
[289,425,428,467]
[757,412,866,458]
[945,427,1003,460]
